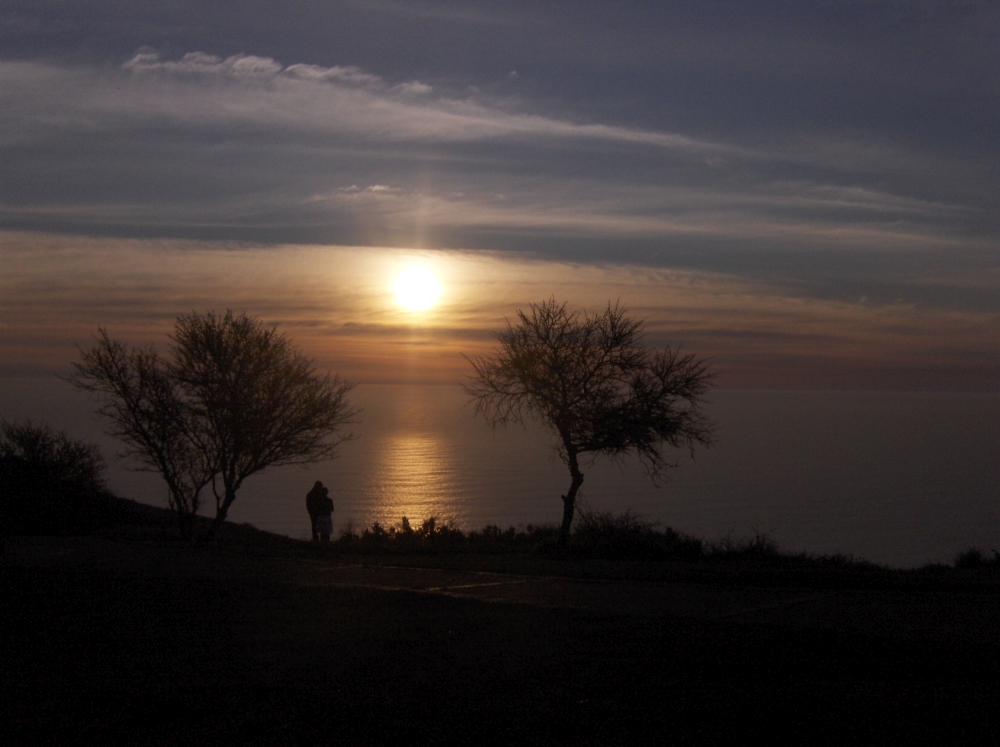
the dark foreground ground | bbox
[4,531,999,746]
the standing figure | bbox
[306,481,328,542]
[315,491,334,542]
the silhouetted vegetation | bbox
[465,299,714,544]
[562,507,703,560]
[0,420,122,537]
[326,511,857,567]
[954,547,1000,569]
[69,310,358,534]
[329,513,779,562]
[336,515,557,554]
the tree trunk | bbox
[210,487,237,536]
[559,454,584,545]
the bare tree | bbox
[170,311,358,530]
[70,311,358,533]
[69,332,213,533]
[465,299,714,544]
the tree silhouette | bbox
[68,332,214,533]
[71,311,358,532]
[465,299,714,544]
[0,420,111,537]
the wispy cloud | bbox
[1,53,726,151]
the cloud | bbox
[390,81,433,96]
[1,232,995,389]
[123,50,284,78]
[1,53,730,150]
[0,50,984,215]
[0,50,996,312]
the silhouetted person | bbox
[315,492,334,542]
[306,481,330,541]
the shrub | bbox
[329,510,710,559]
[711,528,781,559]
[1,420,118,535]
[335,516,558,554]
[954,547,999,569]
[351,516,462,552]
[570,507,704,560]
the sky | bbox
[1,0,998,391]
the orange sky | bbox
[2,230,996,391]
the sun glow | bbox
[392,265,442,311]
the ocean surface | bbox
[4,381,998,567]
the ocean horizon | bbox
[3,380,998,568]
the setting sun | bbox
[392,265,442,311]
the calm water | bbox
[4,381,998,567]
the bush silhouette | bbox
[331,511,711,560]
[954,547,999,569]
[1,420,119,536]
[570,507,704,560]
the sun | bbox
[392,266,442,312]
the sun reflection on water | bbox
[368,431,460,526]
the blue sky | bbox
[1,1,997,389]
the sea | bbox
[4,381,998,568]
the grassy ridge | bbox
[50,496,997,593]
